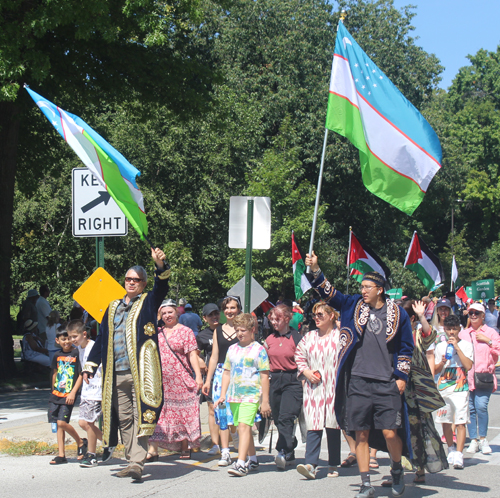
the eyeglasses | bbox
[312,313,326,320]
[125,277,143,283]
[469,310,483,316]
[360,285,377,291]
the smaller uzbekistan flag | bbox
[404,231,444,290]
[348,230,391,283]
[326,22,442,215]
[292,232,312,299]
[451,255,462,289]
[25,86,148,240]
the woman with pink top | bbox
[459,302,500,455]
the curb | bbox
[0,380,50,394]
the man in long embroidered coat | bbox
[306,252,413,498]
[83,247,169,480]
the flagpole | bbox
[346,226,352,293]
[306,128,329,272]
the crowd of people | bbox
[17,246,500,497]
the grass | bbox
[0,439,57,456]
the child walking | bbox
[68,319,104,467]
[435,314,473,469]
[48,326,87,464]
[215,313,271,476]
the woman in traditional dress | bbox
[147,299,203,460]
[202,296,241,466]
[383,299,448,487]
[265,304,303,470]
[294,302,341,479]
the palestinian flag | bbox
[292,232,312,299]
[348,231,391,283]
[404,231,444,290]
[451,255,462,289]
[456,286,469,303]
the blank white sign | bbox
[228,196,271,249]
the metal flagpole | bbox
[346,226,352,293]
[306,128,329,272]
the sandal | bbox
[50,456,68,465]
[77,438,88,460]
[179,450,191,460]
[414,472,426,484]
[381,478,392,488]
[369,457,379,469]
[146,453,159,462]
[341,452,357,467]
[327,466,339,477]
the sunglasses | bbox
[469,310,483,316]
[312,313,326,320]
[125,277,144,283]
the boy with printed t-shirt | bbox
[215,313,271,477]
[69,319,106,468]
[48,326,87,465]
[435,314,473,470]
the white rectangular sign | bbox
[228,196,271,249]
[72,168,128,237]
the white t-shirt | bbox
[36,297,52,334]
[78,340,102,401]
[435,340,473,396]
[485,309,499,330]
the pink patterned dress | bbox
[150,325,201,451]
[295,329,340,431]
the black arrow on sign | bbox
[81,191,112,213]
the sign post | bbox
[244,199,254,313]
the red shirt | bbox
[264,329,301,372]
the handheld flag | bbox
[292,232,312,299]
[456,286,469,304]
[326,22,442,215]
[404,231,444,290]
[347,230,391,284]
[25,87,148,240]
[451,255,462,290]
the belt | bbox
[271,369,298,374]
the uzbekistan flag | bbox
[404,231,444,290]
[326,22,442,215]
[26,87,148,239]
[292,232,312,299]
[348,230,391,283]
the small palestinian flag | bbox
[292,232,312,299]
[456,286,469,303]
[451,255,462,289]
[404,231,444,290]
[348,230,391,283]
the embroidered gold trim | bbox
[158,268,171,280]
[143,409,157,424]
[137,424,156,437]
[139,339,162,408]
[82,361,98,373]
[338,327,354,365]
[144,322,155,337]
[102,299,120,446]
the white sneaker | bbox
[207,445,220,456]
[231,431,239,451]
[468,440,479,453]
[447,446,456,465]
[218,452,231,467]
[480,439,492,455]
[453,451,464,470]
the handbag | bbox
[470,332,495,391]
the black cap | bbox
[203,303,219,316]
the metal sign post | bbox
[244,199,254,313]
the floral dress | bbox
[405,327,448,472]
[149,325,201,451]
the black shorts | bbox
[48,401,74,423]
[347,376,402,431]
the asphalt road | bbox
[2,381,500,498]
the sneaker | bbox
[102,446,116,463]
[218,451,232,467]
[80,453,98,468]
[285,451,296,464]
[275,450,286,470]
[480,439,492,455]
[468,440,479,453]
[355,484,375,498]
[116,464,142,480]
[391,468,405,497]
[296,463,316,480]
[447,445,456,465]
[453,451,464,470]
[231,431,239,451]
[246,459,259,472]
[227,462,248,477]
[207,445,220,456]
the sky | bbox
[343,0,500,90]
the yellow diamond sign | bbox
[73,267,125,323]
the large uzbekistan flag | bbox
[292,232,312,299]
[326,22,442,215]
[404,231,444,290]
[26,87,148,239]
[348,230,391,283]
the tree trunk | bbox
[0,100,20,379]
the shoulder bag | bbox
[470,332,494,391]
